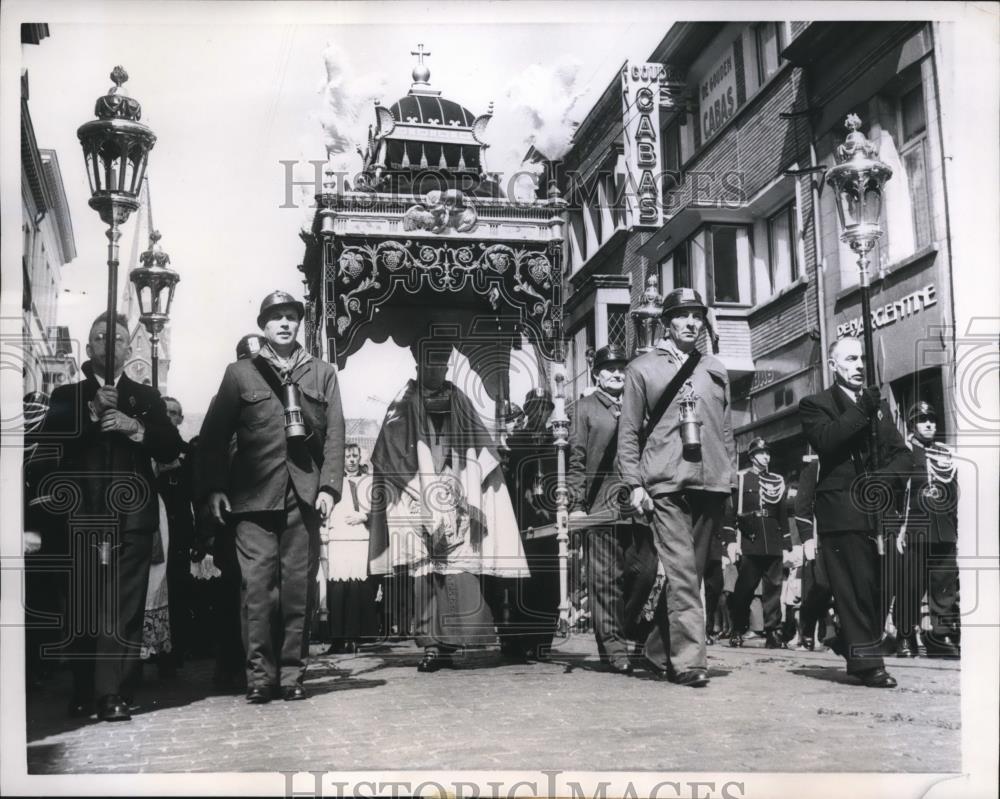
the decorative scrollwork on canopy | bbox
[328,237,560,358]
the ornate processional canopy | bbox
[299,46,568,374]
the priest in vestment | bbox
[368,348,528,672]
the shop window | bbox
[706,225,751,305]
[766,203,799,294]
[754,22,784,84]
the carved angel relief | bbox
[402,189,477,234]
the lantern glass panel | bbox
[862,184,882,227]
[84,152,97,195]
[139,285,153,316]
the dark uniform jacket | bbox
[31,362,182,533]
[156,439,196,557]
[199,354,345,512]
[567,390,625,516]
[506,428,559,530]
[798,386,912,535]
[904,440,958,544]
[723,468,791,556]
[617,347,737,496]
[794,458,819,543]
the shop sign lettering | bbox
[837,284,937,339]
[622,61,664,228]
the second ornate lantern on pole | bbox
[630,275,664,356]
[129,229,179,391]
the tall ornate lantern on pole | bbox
[77,66,157,383]
[825,114,893,461]
[129,229,179,390]
[630,274,664,355]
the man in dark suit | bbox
[200,291,345,703]
[724,437,791,649]
[798,336,912,688]
[896,401,960,659]
[32,312,182,721]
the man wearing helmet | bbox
[199,291,345,703]
[896,401,960,659]
[723,437,791,649]
[617,288,737,688]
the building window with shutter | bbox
[766,203,799,294]
[898,82,932,250]
[754,22,785,84]
[706,224,752,305]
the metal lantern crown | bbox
[77,67,157,226]
[825,114,893,255]
[631,274,664,355]
[130,230,179,334]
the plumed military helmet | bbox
[746,436,770,457]
[592,345,629,373]
[660,287,707,318]
[236,334,264,360]
[256,290,305,329]
[907,400,937,425]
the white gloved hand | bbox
[803,538,816,561]
[726,542,740,563]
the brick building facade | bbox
[557,19,958,478]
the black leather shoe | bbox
[672,668,710,688]
[764,630,785,649]
[68,698,93,719]
[246,686,272,704]
[418,651,444,672]
[856,667,898,688]
[894,636,916,658]
[729,633,744,648]
[281,684,307,701]
[608,658,634,676]
[925,642,960,660]
[97,694,131,722]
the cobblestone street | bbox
[23,635,960,775]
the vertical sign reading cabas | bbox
[621,62,664,229]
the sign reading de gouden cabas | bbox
[622,62,664,229]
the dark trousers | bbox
[890,538,960,643]
[822,531,885,674]
[799,550,833,640]
[643,490,726,674]
[234,484,317,689]
[213,527,245,677]
[68,528,154,701]
[326,577,381,642]
[703,558,724,636]
[503,536,560,654]
[586,526,632,662]
[729,554,783,634]
[166,549,193,663]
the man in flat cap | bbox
[199,291,345,702]
[568,345,654,674]
[617,288,737,688]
